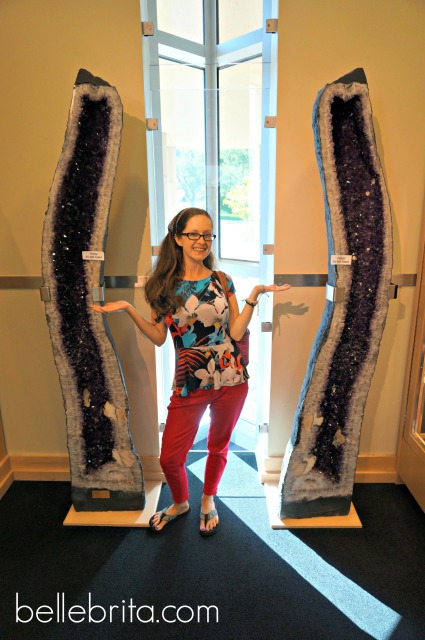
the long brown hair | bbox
[144,207,217,320]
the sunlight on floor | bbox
[188,454,401,640]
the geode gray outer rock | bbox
[42,69,145,511]
[278,68,392,518]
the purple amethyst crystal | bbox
[278,69,392,518]
[42,70,145,511]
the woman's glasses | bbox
[179,232,216,241]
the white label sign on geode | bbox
[82,251,105,261]
[331,255,353,265]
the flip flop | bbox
[200,508,219,537]
[149,505,190,534]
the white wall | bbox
[269,0,425,457]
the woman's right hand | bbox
[90,301,130,314]
[91,301,167,346]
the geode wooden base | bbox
[42,69,145,511]
[278,68,392,518]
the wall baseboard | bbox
[0,452,396,501]
[257,453,397,484]
[0,455,13,499]
[7,453,165,483]
[10,454,71,481]
[355,454,398,483]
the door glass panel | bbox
[157,0,204,44]
[158,59,206,225]
[143,1,274,452]
[218,60,262,262]
[218,0,262,42]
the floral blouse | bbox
[165,271,249,397]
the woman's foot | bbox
[149,501,190,532]
[200,494,219,535]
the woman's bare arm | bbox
[91,301,167,347]
[227,283,291,341]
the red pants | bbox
[160,383,248,503]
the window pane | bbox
[158,60,206,225]
[218,60,262,261]
[218,0,262,43]
[157,0,204,44]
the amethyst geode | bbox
[278,69,392,518]
[42,69,145,511]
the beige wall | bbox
[1,0,424,474]
[0,0,159,458]
[269,0,425,456]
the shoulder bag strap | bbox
[215,270,229,299]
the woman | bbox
[92,207,290,536]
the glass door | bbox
[217,58,273,450]
[141,0,277,451]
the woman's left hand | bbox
[254,283,291,298]
[229,283,292,340]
